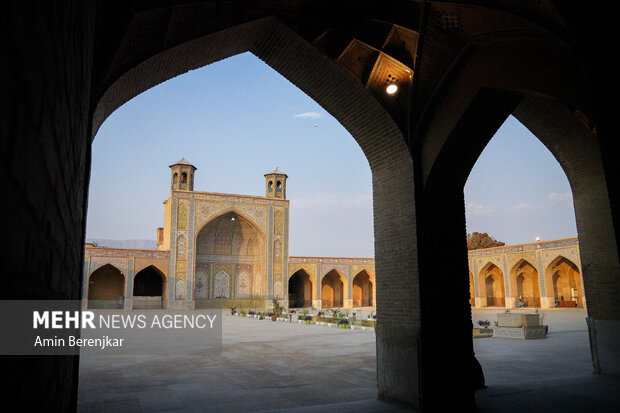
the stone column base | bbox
[81,299,88,310]
[475,297,486,307]
[123,299,133,310]
[540,296,555,308]
[312,300,322,309]
[587,318,620,375]
[344,299,353,309]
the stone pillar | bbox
[374,152,421,409]
[344,266,353,308]
[314,264,322,309]
[125,257,134,310]
[536,250,554,308]
[472,259,480,308]
[414,90,520,409]
[502,255,512,308]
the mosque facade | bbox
[83,159,582,311]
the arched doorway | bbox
[321,270,345,308]
[195,211,266,300]
[508,259,541,308]
[288,269,313,308]
[478,263,505,307]
[133,266,165,309]
[352,270,373,307]
[545,256,583,307]
[88,264,124,309]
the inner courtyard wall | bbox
[84,236,582,310]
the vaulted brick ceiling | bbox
[95,1,574,136]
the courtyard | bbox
[77,308,620,412]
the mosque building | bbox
[83,159,582,311]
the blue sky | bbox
[86,52,576,256]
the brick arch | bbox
[93,16,416,407]
[477,262,505,307]
[88,261,125,277]
[508,259,540,308]
[195,207,267,245]
[87,264,125,308]
[544,255,583,307]
[288,268,314,308]
[414,27,619,404]
[93,17,410,172]
[134,261,168,278]
[352,269,374,307]
[321,269,348,308]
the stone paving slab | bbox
[78,309,620,412]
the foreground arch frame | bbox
[94,16,418,407]
[5,2,620,412]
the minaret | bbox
[169,157,196,191]
[264,167,288,199]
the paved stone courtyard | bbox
[78,309,620,412]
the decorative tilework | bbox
[268,205,273,300]
[537,251,546,296]
[89,257,127,275]
[502,256,509,296]
[283,207,289,298]
[168,198,178,301]
[321,264,349,279]
[127,257,135,298]
[187,199,195,300]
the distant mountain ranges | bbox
[86,239,157,250]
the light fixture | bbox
[231,216,236,221]
[386,84,398,95]
[535,236,540,242]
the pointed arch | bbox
[508,259,540,308]
[353,270,374,307]
[477,262,505,307]
[288,268,314,308]
[195,207,267,245]
[544,255,583,307]
[87,264,125,309]
[321,269,347,308]
[133,265,165,309]
[196,210,266,300]
[93,14,414,407]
